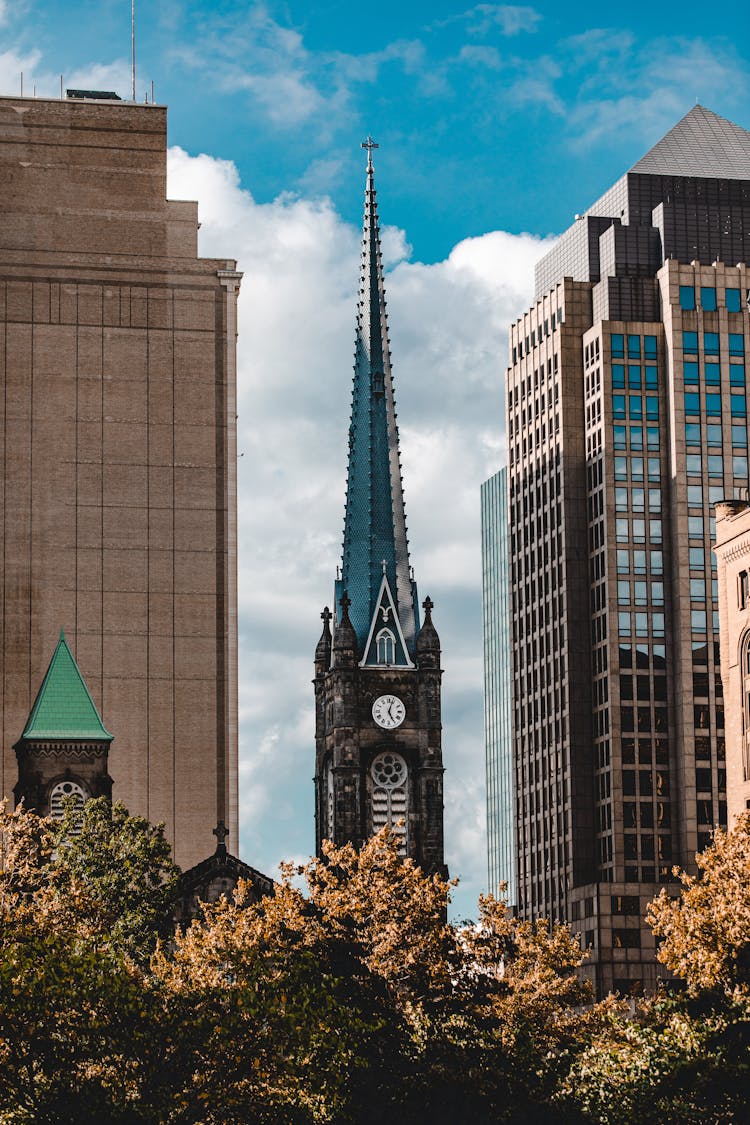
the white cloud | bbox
[167,146,550,919]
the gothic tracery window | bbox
[371,750,408,854]
[49,779,87,823]
[376,628,396,665]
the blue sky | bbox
[5,1,750,918]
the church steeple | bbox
[335,138,419,665]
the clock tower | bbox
[313,140,445,874]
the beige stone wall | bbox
[0,95,239,868]
[714,500,750,826]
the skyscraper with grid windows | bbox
[504,105,750,995]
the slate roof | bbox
[336,146,420,659]
[22,631,113,741]
[632,105,750,180]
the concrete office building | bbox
[0,93,240,868]
[714,499,750,826]
[481,467,515,903]
[505,105,750,994]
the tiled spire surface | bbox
[335,143,419,660]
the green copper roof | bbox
[336,140,420,660]
[22,631,113,741]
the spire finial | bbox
[213,820,229,856]
[321,606,332,626]
[423,596,434,616]
[361,135,378,169]
[340,591,352,615]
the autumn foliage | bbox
[1,801,750,1122]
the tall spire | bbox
[335,140,419,664]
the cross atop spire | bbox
[335,147,419,663]
[361,135,379,168]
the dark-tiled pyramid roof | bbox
[632,105,750,180]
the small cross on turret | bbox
[213,820,229,855]
[361,135,379,168]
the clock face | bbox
[372,694,405,729]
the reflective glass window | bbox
[684,361,699,384]
[615,456,627,479]
[685,422,701,445]
[688,515,704,537]
[729,333,745,356]
[618,580,630,604]
[706,393,722,415]
[652,612,665,637]
[628,335,641,358]
[645,365,658,389]
[690,578,706,600]
[687,485,702,506]
[726,288,741,313]
[613,395,626,419]
[619,611,631,635]
[645,397,659,420]
[634,581,648,604]
[705,362,720,385]
[628,364,641,388]
[632,488,645,511]
[646,427,659,449]
[631,457,643,480]
[633,550,647,573]
[732,425,747,447]
[704,332,719,354]
[611,333,624,357]
[686,454,702,473]
[691,609,707,631]
[732,395,747,417]
[614,426,626,449]
[679,286,695,310]
[644,335,657,358]
[706,424,722,445]
[648,489,661,511]
[734,455,748,477]
[633,519,646,542]
[684,392,700,414]
[612,364,625,388]
[616,518,629,541]
[683,331,698,354]
[651,581,664,604]
[708,485,724,504]
[617,549,629,573]
[689,547,704,569]
[631,426,643,449]
[635,613,649,635]
[647,457,660,480]
[730,364,746,386]
[629,395,642,418]
[707,454,723,475]
[615,487,628,510]
[651,550,663,573]
[649,520,662,542]
[701,287,717,311]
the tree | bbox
[646,811,750,996]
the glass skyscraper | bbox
[481,468,515,905]
[504,105,750,995]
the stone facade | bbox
[0,94,239,868]
[314,601,445,873]
[714,500,750,826]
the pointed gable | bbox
[632,105,750,180]
[360,572,414,667]
[22,631,112,741]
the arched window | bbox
[326,760,335,841]
[742,633,750,782]
[376,628,395,665]
[49,779,87,824]
[370,751,408,855]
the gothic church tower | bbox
[314,141,445,873]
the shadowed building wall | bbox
[0,94,240,868]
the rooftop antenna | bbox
[131,0,136,102]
